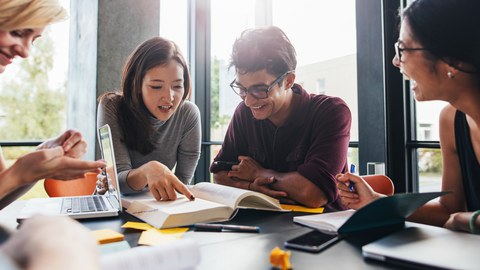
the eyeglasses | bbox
[230,71,292,99]
[394,42,429,62]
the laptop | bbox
[17,124,122,220]
[362,224,480,270]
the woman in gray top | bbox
[97,37,201,201]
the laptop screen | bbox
[98,124,122,211]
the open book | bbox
[294,191,448,235]
[121,182,284,229]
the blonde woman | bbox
[0,1,102,269]
[0,0,106,209]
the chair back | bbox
[362,174,394,196]
[44,172,98,197]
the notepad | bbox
[294,192,447,235]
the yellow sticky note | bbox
[91,229,125,244]
[281,204,324,214]
[138,228,179,246]
[121,221,153,231]
[156,227,189,237]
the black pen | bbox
[193,223,260,233]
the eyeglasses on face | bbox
[230,71,292,99]
[394,41,429,62]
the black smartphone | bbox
[213,161,239,171]
[284,230,342,253]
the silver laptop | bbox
[18,124,122,220]
[362,224,480,270]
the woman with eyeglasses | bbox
[97,37,201,202]
[337,0,480,233]
[211,26,352,209]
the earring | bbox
[447,71,455,79]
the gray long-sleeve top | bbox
[97,94,201,194]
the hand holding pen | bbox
[348,164,356,191]
[336,170,384,210]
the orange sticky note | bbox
[91,229,125,244]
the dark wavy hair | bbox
[402,0,480,79]
[116,37,190,154]
[229,26,297,77]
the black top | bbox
[454,110,480,210]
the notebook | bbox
[17,124,122,220]
[362,224,480,270]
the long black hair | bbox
[403,0,480,80]
[115,37,190,155]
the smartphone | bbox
[284,230,342,253]
[213,161,239,171]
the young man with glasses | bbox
[210,26,351,210]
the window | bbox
[316,79,326,94]
[272,0,358,165]
[159,0,189,64]
[414,100,446,191]
[207,0,256,180]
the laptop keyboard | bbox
[61,196,108,214]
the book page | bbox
[191,182,282,211]
[293,210,355,234]
[190,182,250,209]
[121,192,156,208]
[235,193,282,211]
[126,195,225,213]
[100,238,200,270]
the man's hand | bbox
[228,156,265,181]
[249,176,287,199]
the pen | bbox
[349,164,356,192]
[193,223,260,233]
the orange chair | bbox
[362,174,395,196]
[44,172,98,197]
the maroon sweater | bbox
[211,84,351,211]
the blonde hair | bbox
[0,0,67,31]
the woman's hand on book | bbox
[336,173,383,209]
[143,161,194,201]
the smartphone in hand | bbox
[213,161,239,171]
[284,230,342,253]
